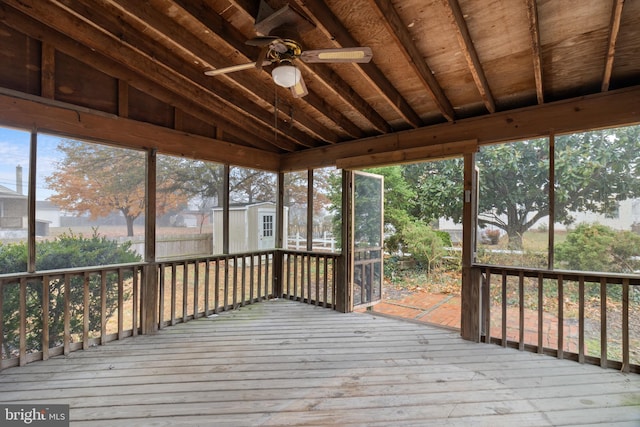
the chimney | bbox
[16,165,23,195]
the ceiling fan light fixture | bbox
[272,64,300,88]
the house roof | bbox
[0,184,26,200]
[1,0,639,171]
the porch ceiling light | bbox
[271,64,300,88]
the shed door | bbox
[258,211,275,249]
[351,171,384,308]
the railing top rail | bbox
[280,249,341,258]
[0,262,145,282]
[473,263,640,285]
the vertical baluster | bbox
[482,268,491,344]
[501,270,507,348]
[83,272,90,350]
[578,276,585,363]
[249,254,255,304]
[600,277,607,368]
[132,267,139,336]
[315,255,320,306]
[307,254,312,304]
[214,258,220,314]
[233,255,238,309]
[622,278,629,373]
[518,271,524,351]
[293,254,299,300]
[42,275,49,360]
[323,256,328,308]
[170,263,177,326]
[223,257,229,310]
[193,260,200,318]
[100,271,107,341]
[301,254,306,303]
[241,256,246,306]
[557,275,564,359]
[0,281,4,366]
[204,259,211,316]
[182,261,188,322]
[118,269,124,340]
[63,274,70,356]
[19,277,27,366]
[257,255,262,301]
[265,252,270,298]
[158,264,165,330]
[537,274,544,354]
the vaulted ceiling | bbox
[1,0,639,170]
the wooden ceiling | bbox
[1,0,639,171]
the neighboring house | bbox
[213,202,288,253]
[0,184,27,231]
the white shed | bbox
[212,202,288,254]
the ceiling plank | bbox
[0,3,279,152]
[601,0,625,92]
[281,86,640,171]
[26,0,309,151]
[525,0,544,104]
[441,0,495,114]
[169,0,364,140]
[369,0,456,121]
[300,0,423,128]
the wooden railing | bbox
[156,251,276,328]
[0,263,143,369]
[1,249,342,370]
[281,250,339,308]
[475,264,640,373]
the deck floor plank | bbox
[1,299,638,426]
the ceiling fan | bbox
[204,3,372,98]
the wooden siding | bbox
[1,299,638,426]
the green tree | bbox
[412,125,640,249]
[1,231,141,358]
[401,220,445,273]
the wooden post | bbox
[334,170,352,313]
[461,152,480,342]
[273,172,285,297]
[141,149,158,335]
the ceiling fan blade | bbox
[300,47,372,63]
[246,36,281,47]
[204,61,272,76]
[290,75,308,98]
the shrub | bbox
[401,220,445,274]
[555,223,640,273]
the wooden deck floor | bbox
[1,299,639,426]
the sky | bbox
[0,127,63,201]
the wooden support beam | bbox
[302,0,423,128]
[525,0,544,104]
[280,86,640,171]
[461,152,479,342]
[0,90,281,170]
[141,149,157,334]
[602,0,625,92]
[336,139,477,170]
[370,0,455,121]
[441,0,495,113]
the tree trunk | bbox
[126,216,135,237]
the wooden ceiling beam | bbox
[525,0,544,104]
[0,4,279,152]
[28,0,310,151]
[0,90,280,170]
[442,0,495,114]
[169,0,364,140]
[280,86,640,171]
[301,0,423,128]
[370,0,456,121]
[601,0,625,92]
